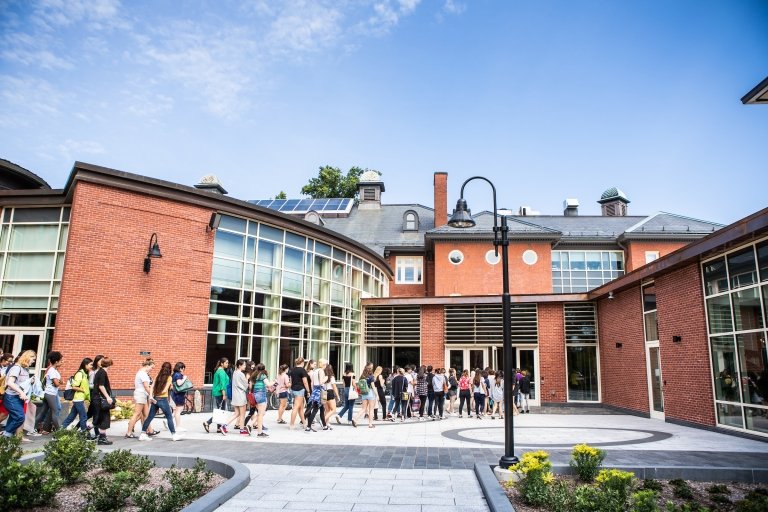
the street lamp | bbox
[447,176,519,469]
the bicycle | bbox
[267,389,293,411]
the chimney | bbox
[434,172,447,227]
[563,198,579,216]
[195,174,228,195]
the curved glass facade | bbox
[205,214,388,382]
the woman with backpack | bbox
[170,361,190,431]
[2,350,36,440]
[248,363,272,437]
[353,365,376,428]
[335,363,356,426]
[203,357,230,434]
[61,357,93,434]
[305,359,329,432]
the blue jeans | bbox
[427,390,435,416]
[143,397,175,434]
[62,400,89,432]
[336,388,355,421]
[2,394,25,436]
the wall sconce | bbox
[143,233,162,273]
[208,212,222,231]
[672,335,682,343]
[608,291,614,300]
[615,342,623,348]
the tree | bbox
[300,166,374,199]
[274,191,287,199]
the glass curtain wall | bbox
[552,250,624,293]
[206,214,387,382]
[565,302,600,401]
[703,239,768,436]
[0,207,69,363]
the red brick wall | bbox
[386,253,428,297]
[625,241,688,272]
[538,303,567,403]
[655,263,715,427]
[421,305,445,367]
[433,241,552,295]
[54,181,214,391]
[597,287,650,414]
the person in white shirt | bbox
[35,351,63,433]
[404,365,415,419]
[125,358,157,438]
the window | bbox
[485,250,500,265]
[395,256,423,284]
[363,188,376,201]
[552,250,624,293]
[403,211,418,231]
[645,251,659,264]
[643,284,658,342]
[564,303,599,402]
[448,250,464,265]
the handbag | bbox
[173,377,194,393]
[212,405,229,424]
[347,386,359,400]
[100,395,116,410]
[246,391,257,408]
[401,391,410,401]
[321,389,328,402]
[63,376,75,401]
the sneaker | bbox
[202,422,210,433]
[477,416,482,420]
[171,433,182,442]
[351,419,357,428]
[322,426,332,431]
[26,430,42,437]
[257,432,269,437]
[246,425,253,434]
[97,437,113,445]
[304,427,316,432]
[262,426,269,431]
[220,425,228,435]
[334,416,341,425]
[138,432,151,441]
[491,416,495,420]
[459,415,463,418]
[277,419,287,424]
[240,429,249,436]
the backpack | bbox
[357,377,370,395]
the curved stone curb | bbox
[21,449,250,512]
[474,463,514,512]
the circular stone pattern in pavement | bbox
[443,426,673,448]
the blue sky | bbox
[1,0,766,224]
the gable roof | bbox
[621,212,724,240]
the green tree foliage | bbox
[301,166,373,199]
[275,191,287,199]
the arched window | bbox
[403,211,418,231]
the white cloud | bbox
[57,138,106,162]
[266,1,344,56]
[442,0,466,15]
[362,0,422,35]
[33,0,122,29]
[0,75,64,119]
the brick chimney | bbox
[434,172,447,227]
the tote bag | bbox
[212,404,229,424]
[347,385,359,400]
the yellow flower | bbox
[542,472,555,485]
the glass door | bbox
[446,347,487,373]
[0,330,46,379]
[517,347,539,407]
[646,342,664,419]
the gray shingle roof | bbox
[623,212,724,237]
[321,204,434,256]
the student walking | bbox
[289,357,310,429]
[139,362,182,442]
[248,363,271,437]
[323,364,340,426]
[353,366,376,428]
[335,363,356,425]
[170,362,189,431]
[458,369,471,418]
[223,359,249,435]
[92,356,115,444]
[275,364,291,425]
[203,357,230,434]
[126,358,155,438]
[490,372,506,419]
[446,368,458,415]
[2,350,36,439]
[61,358,92,434]
[389,367,409,421]
[373,366,386,420]
[35,351,63,434]
[306,359,329,432]
[432,368,447,420]
[519,370,531,413]
[415,367,428,419]
[472,369,488,420]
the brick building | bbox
[1,159,766,438]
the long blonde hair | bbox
[16,350,36,368]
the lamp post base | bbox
[499,455,520,469]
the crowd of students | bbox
[0,350,192,445]
[199,357,534,436]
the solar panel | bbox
[249,197,354,215]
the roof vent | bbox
[563,198,579,216]
[195,174,228,195]
[597,187,630,216]
[518,206,540,216]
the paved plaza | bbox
[22,407,768,511]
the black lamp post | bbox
[447,176,518,469]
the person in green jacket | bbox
[61,358,93,434]
[203,358,230,434]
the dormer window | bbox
[403,211,419,231]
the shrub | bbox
[669,479,695,501]
[111,399,135,421]
[0,436,63,509]
[665,502,711,512]
[43,429,98,483]
[643,479,664,492]
[572,483,624,512]
[631,490,660,512]
[509,450,554,507]
[101,449,154,484]
[596,468,637,504]
[84,471,135,511]
[707,484,730,495]
[735,488,768,512]
[570,443,607,482]
[133,459,214,512]
[545,479,574,512]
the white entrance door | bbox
[645,342,665,419]
[447,347,487,373]
[0,330,46,378]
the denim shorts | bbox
[278,391,288,399]
[291,389,305,398]
[254,390,267,404]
